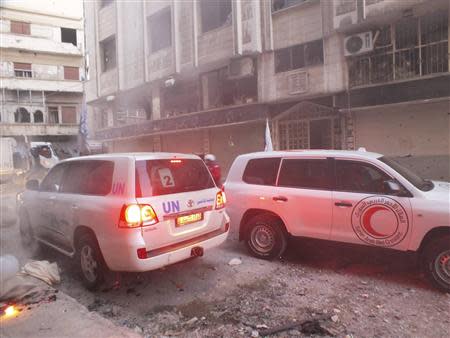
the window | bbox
[14,107,30,123]
[48,107,59,124]
[278,159,331,190]
[100,0,114,8]
[40,164,66,192]
[10,21,30,35]
[335,160,391,194]
[61,106,77,124]
[100,37,116,72]
[14,63,32,78]
[60,161,114,195]
[272,0,307,12]
[61,27,77,46]
[64,66,79,80]
[243,158,281,186]
[148,8,172,53]
[34,110,43,123]
[279,118,334,150]
[200,0,232,33]
[275,40,324,73]
[349,11,448,87]
[135,159,215,197]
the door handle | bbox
[273,196,288,202]
[335,201,353,207]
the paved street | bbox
[2,216,449,337]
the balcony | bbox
[1,33,82,56]
[0,123,79,136]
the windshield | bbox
[135,159,215,197]
[379,156,433,192]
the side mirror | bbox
[383,179,404,196]
[25,179,39,191]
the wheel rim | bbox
[80,245,98,283]
[250,224,276,254]
[434,250,450,285]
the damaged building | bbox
[84,0,449,179]
[0,2,84,158]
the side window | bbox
[40,164,66,192]
[278,159,331,190]
[243,158,281,186]
[60,161,114,195]
[335,160,391,194]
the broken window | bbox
[349,11,448,87]
[48,106,59,124]
[335,0,356,16]
[64,66,79,80]
[14,107,30,123]
[272,0,307,12]
[200,0,232,33]
[14,63,32,78]
[34,110,44,123]
[275,40,324,73]
[162,80,200,118]
[148,7,172,53]
[61,106,77,124]
[10,21,30,35]
[61,27,77,46]
[201,66,257,110]
[100,36,116,72]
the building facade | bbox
[84,0,449,179]
[0,1,84,157]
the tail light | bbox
[215,191,226,210]
[119,204,158,228]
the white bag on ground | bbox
[21,261,60,285]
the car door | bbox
[273,158,333,240]
[33,162,67,242]
[331,159,413,250]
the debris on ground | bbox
[258,315,332,336]
[21,261,60,285]
[228,258,242,266]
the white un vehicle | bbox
[225,150,450,292]
[18,153,229,289]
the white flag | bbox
[264,118,273,152]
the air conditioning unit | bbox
[344,31,373,56]
[228,57,254,79]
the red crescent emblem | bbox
[362,206,390,237]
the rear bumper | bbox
[102,225,229,272]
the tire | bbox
[76,233,106,290]
[245,214,287,260]
[19,212,41,257]
[422,235,450,293]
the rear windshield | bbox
[135,159,215,197]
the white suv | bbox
[18,153,229,289]
[225,150,450,291]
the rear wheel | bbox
[422,235,450,293]
[19,212,41,257]
[245,214,287,260]
[77,233,106,290]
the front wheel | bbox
[422,235,450,293]
[77,233,106,290]
[245,214,287,260]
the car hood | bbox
[422,181,450,201]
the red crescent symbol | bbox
[362,206,391,237]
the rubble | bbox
[228,258,242,266]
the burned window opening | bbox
[201,67,257,110]
[61,27,77,46]
[100,0,114,9]
[275,40,324,73]
[200,0,232,33]
[148,7,172,53]
[100,36,116,72]
[162,81,201,118]
[349,11,448,87]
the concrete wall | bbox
[198,25,234,66]
[98,3,116,41]
[353,100,450,180]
